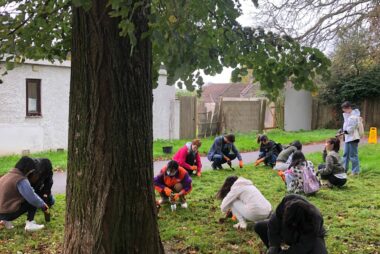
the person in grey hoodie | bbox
[317,137,347,187]
[217,176,272,230]
[341,101,361,175]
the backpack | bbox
[357,117,365,138]
[302,162,320,195]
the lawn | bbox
[1,143,379,254]
[0,129,336,175]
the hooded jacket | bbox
[343,109,361,143]
[220,177,272,218]
[173,142,202,173]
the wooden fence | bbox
[311,98,380,130]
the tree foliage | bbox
[320,25,380,106]
[0,0,330,98]
[251,0,380,49]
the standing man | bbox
[207,134,243,170]
[341,101,361,175]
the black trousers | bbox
[321,174,346,187]
[254,220,327,254]
[0,202,37,222]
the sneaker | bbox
[25,220,44,232]
[0,220,14,229]
[211,162,217,170]
[233,221,247,230]
[350,172,360,176]
[320,180,333,188]
[181,202,188,209]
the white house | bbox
[0,60,179,155]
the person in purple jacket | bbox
[0,156,50,232]
[154,160,192,209]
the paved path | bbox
[52,138,368,194]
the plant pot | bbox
[162,146,173,154]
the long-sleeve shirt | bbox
[276,146,297,163]
[17,179,45,209]
[154,166,192,194]
[319,151,346,177]
[343,109,361,143]
[173,143,202,173]
[207,136,242,161]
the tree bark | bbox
[63,0,164,253]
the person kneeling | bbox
[254,194,327,254]
[207,134,243,170]
[154,160,192,209]
[318,138,347,188]
[0,157,50,232]
[31,158,55,207]
[255,135,281,167]
[217,176,272,230]
[173,139,202,177]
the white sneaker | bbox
[181,202,188,209]
[233,221,247,230]
[25,220,44,232]
[0,220,14,229]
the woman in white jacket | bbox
[217,176,272,229]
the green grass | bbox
[154,128,336,160]
[158,143,380,254]
[0,150,67,176]
[1,144,379,253]
[0,129,336,175]
[0,195,65,254]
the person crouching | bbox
[0,156,50,232]
[154,160,192,209]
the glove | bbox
[239,160,243,168]
[164,187,172,197]
[197,171,201,177]
[190,165,197,171]
[173,193,180,201]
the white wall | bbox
[0,62,70,155]
[284,86,312,131]
[152,69,179,140]
[0,63,179,155]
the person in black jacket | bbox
[254,194,327,254]
[255,135,281,167]
[28,158,55,207]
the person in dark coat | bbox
[254,194,327,254]
[207,134,243,170]
[29,158,55,207]
[255,135,281,167]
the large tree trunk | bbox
[63,0,164,253]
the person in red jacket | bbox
[173,139,202,177]
[154,160,192,208]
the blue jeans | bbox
[259,152,277,166]
[343,141,360,174]
[212,153,237,167]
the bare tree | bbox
[251,0,380,49]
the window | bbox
[26,79,41,116]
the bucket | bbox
[162,146,173,154]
